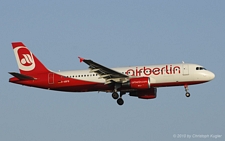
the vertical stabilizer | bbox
[12,42,50,75]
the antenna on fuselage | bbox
[182,61,185,64]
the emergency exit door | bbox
[182,64,189,75]
[48,73,54,84]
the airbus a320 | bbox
[9,42,215,105]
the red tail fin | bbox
[12,42,50,75]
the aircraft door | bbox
[48,73,54,84]
[182,64,189,75]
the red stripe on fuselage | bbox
[9,72,111,92]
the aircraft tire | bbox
[117,98,124,105]
[112,92,119,99]
[185,92,190,97]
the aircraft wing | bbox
[78,57,129,84]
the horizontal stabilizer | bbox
[8,72,36,80]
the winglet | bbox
[78,57,85,62]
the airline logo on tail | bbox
[13,46,35,71]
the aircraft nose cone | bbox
[208,72,215,80]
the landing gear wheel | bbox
[112,92,119,99]
[185,92,190,97]
[184,85,190,98]
[117,98,124,106]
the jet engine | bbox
[129,88,157,99]
[122,77,150,89]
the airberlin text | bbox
[126,65,180,76]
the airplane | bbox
[9,42,215,105]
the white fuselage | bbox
[54,63,215,86]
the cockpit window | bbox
[196,67,206,70]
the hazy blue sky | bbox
[1,0,224,140]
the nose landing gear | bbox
[184,85,190,97]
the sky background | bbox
[0,0,224,140]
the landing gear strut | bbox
[184,85,190,97]
[112,83,120,99]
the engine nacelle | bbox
[123,77,150,89]
[129,88,157,99]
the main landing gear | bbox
[112,91,125,106]
[184,85,190,97]
[111,83,125,106]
